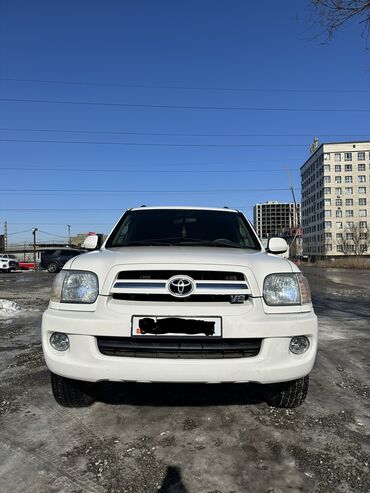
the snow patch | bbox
[0,299,22,317]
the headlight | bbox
[51,270,99,303]
[263,273,311,306]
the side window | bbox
[61,250,74,256]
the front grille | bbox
[112,293,237,302]
[97,337,262,359]
[117,270,245,281]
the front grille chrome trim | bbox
[111,270,251,297]
[114,282,166,289]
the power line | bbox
[7,222,117,225]
[2,208,125,211]
[0,138,309,147]
[7,228,33,236]
[0,166,297,173]
[1,97,369,112]
[1,127,367,138]
[38,229,67,239]
[1,77,369,93]
[0,187,297,195]
[1,206,253,213]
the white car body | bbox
[42,207,318,388]
[0,255,19,272]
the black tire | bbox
[265,375,309,408]
[50,372,96,407]
[47,262,59,273]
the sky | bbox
[0,0,369,245]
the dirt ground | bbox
[0,267,369,493]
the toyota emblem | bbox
[167,275,195,298]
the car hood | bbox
[67,246,299,297]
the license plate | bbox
[132,316,222,337]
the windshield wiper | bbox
[119,240,174,246]
[174,239,245,248]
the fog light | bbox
[50,332,70,351]
[289,336,310,355]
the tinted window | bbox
[107,209,260,249]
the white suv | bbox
[0,255,19,272]
[42,207,318,408]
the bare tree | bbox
[335,222,369,255]
[311,1,370,41]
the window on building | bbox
[345,187,353,195]
[360,232,367,240]
[358,163,366,171]
[359,198,367,205]
[324,175,331,183]
[325,232,332,239]
[337,245,343,252]
[345,199,353,206]
[335,176,342,183]
[324,164,330,172]
[344,164,352,172]
[336,233,342,239]
[358,187,366,194]
[359,210,367,217]
[326,244,332,251]
[346,221,354,228]
[336,210,343,217]
[345,210,354,217]
[336,222,343,229]
[359,221,367,229]
[335,199,342,206]
[325,210,332,217]
[358,152,365,160]
[324,198,331,206]
[335,164,341,172]
[335,188,342,195]
[334,153,341,162]
[344,153,352,161]
[323,153,330,161]
[360,244,368,253]
[324,187,331,194]
[324,221,332,228]
[358,175,366,182]
[345,176,353,183]
[346,233,354,240]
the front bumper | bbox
[42,296,318,384]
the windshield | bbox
[106,209,261,249]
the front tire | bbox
[265,375,309,408]
[47,262,59,273]
[51,372,96,407]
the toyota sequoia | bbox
[42,207,318,408]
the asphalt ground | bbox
[0,267,369,493]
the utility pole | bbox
[4,221,8,252]
[67,224,71,246]
[32,228,38,271]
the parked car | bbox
[18,261,36,270]
[42,207,318,409]
[40,248,86,273]
[0,255,19,272]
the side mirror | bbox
[82,235,99,250]
[266,237,288,255]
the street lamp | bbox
[32,228,38,271]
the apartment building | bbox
[301,141,370,258]
[253,201,301,239]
